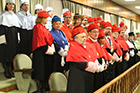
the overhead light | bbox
[135,6,140,9]
[125,0,135,1]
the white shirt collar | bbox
[88,36,97,42]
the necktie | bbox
[108,37,111,45]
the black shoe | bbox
[4,72,11,78]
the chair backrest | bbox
[49,72,67,91]
[64,70,69,79]
[13,54,32,69]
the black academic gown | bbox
[66,41,97,93]
[0,25,19,63]
[19,29,33,56]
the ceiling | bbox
[111,0,140,15]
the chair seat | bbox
[0,75,16,90]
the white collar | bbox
[101,44,104,47]
[106,35,110,38]
[83,45,86,48]
[89,36,97,42]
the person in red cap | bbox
[98,30,112,63]
[60,11,73,42]
[97,16,102,22]
[103,22,119,84]
[117,27,130,73]
[111,25,123,76]
[124,25,128,31]
[32,10,55,93]
[99,20,105,30]
[66,25,100,93]
[119,22,125,27]
[88,17,94,24]
[86,23,107,91]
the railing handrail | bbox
[94,61,140,93]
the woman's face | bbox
[53,21,61,31]
[42,18,48,25]
[36,9,42,14]
[82,18,88,25]
[6,3,14,11]
[75,18,82,26]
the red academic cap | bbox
[100,20,105,25]
[119,22,124,27]
[98,30,105,38]
[113,24,117,27]
[38,10,49,18]
[87,23,99,32]
[125,25,128,29]
[119,27,125,32]
[88,17,94,23]
[97,16,102,20]
[112,26,119,33]
[63,11,72,17]
[71,26,85,38]
[94,20,99,24]
[103,22,112,29]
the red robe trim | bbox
[86,37,103,59]
[32,23,54,52]
[66,40,96,62]
[101,46,112,61]
[104,36,117,50]
[112,38,123,56]
[117,36,129,51]
[60,23,73,42]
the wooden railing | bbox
[94,62,140,93]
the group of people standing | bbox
[0,0,140,93]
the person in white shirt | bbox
[0,0,22,78]
[16,0,34,56]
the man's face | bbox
[75,33,86,45]
[124,34,129,40]
[21,3,29,12]
[136,33,140,38]
[119,30,125,38]
[88,29,99,40]
[64,15,72,25]
[112,32,118,39]
[104,27,112,36]
[129,35,134,40]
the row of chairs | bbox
[13,54,69,93]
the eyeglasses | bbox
[83,20,87,21]
[54,23,61,26]
[92,31,99,33]
[105,28,112,30]
[64,17,71,19]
